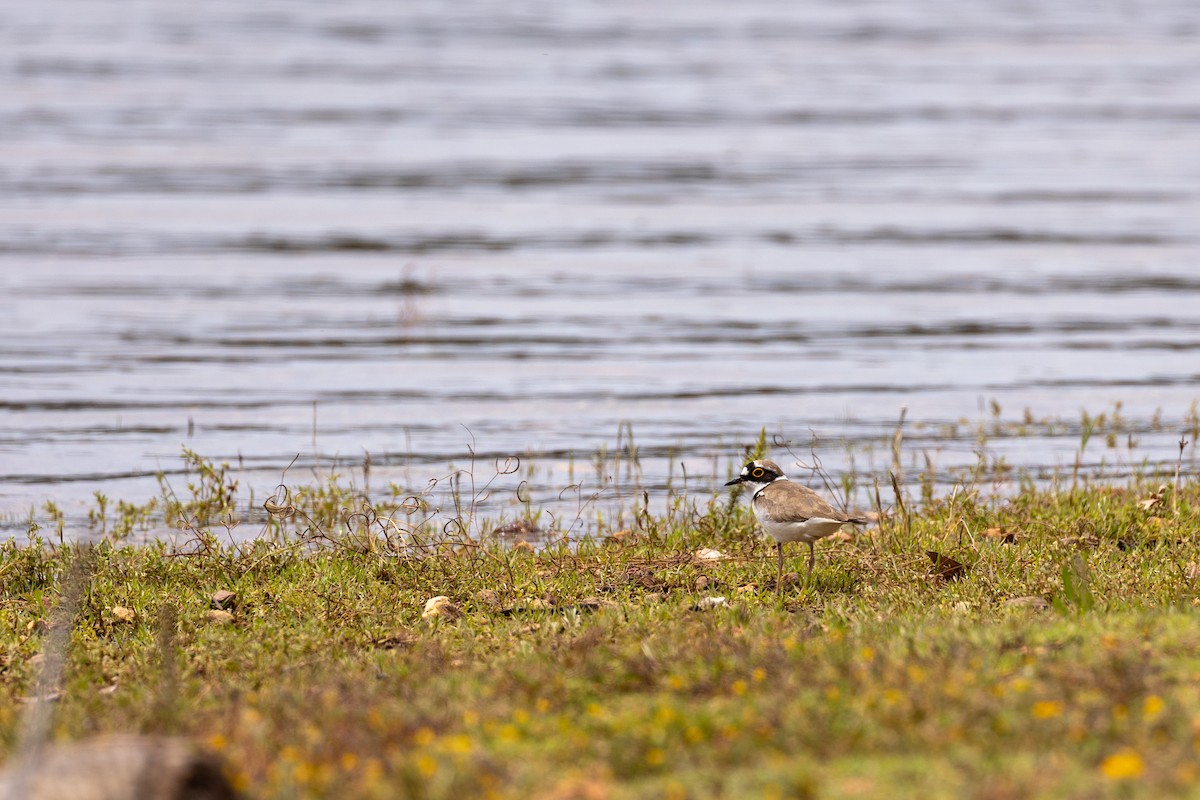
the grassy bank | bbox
[3,455,1200,798]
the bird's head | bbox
[724,459,786,488]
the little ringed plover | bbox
[725,458,866,585]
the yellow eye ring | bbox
[751,468,765,478]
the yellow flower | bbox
[860,646,876,662]
[413,727,435,747]
[535,697,551,713]
[752,667,767,683]
[731,680,748,696]
[363,758,384,784]
[340,752,358,771]
[1033,701,1064,719]
[1144,695,1165,720]
[206,733,227,752]
[292,761,315,785]
[416,754,439,778]
[1100,749,1145,780]
[229,771,251,793]
[444,734,473,755]
[646,748,666,767]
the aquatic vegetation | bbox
[2,421,1200,798]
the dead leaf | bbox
[494,518,539,536]
[18,691,62,704]
[575,597,611,612]
[476,588,502,609]
[210,590,237,610]
[205,609,235,626]
[693,547,725,562]
[374,631,418,649]
[1138,484,1170,511]
[422,596,461,621]
[983,527,1017,544]
[510,541,536,553]
[606,529,635,545]
[777,572,801,589]
[927,551,968,581]
[624,568,666,592]
[111,606,136,623]
[1059,534,1099,550]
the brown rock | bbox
[0,735,237,799]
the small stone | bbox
[693,547,725,562]
[210,590,237,610]
[692,596,728,611]
[205,609,235,625]
[1004,596,1050,611]
[694,575,710,591]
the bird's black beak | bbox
[724,476,743,486]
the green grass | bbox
[3,461,1200,798]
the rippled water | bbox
[3,0,1199,538]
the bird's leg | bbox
[807,541,816,579]
[776,542,784,594]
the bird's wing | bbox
[757,482,851,523]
